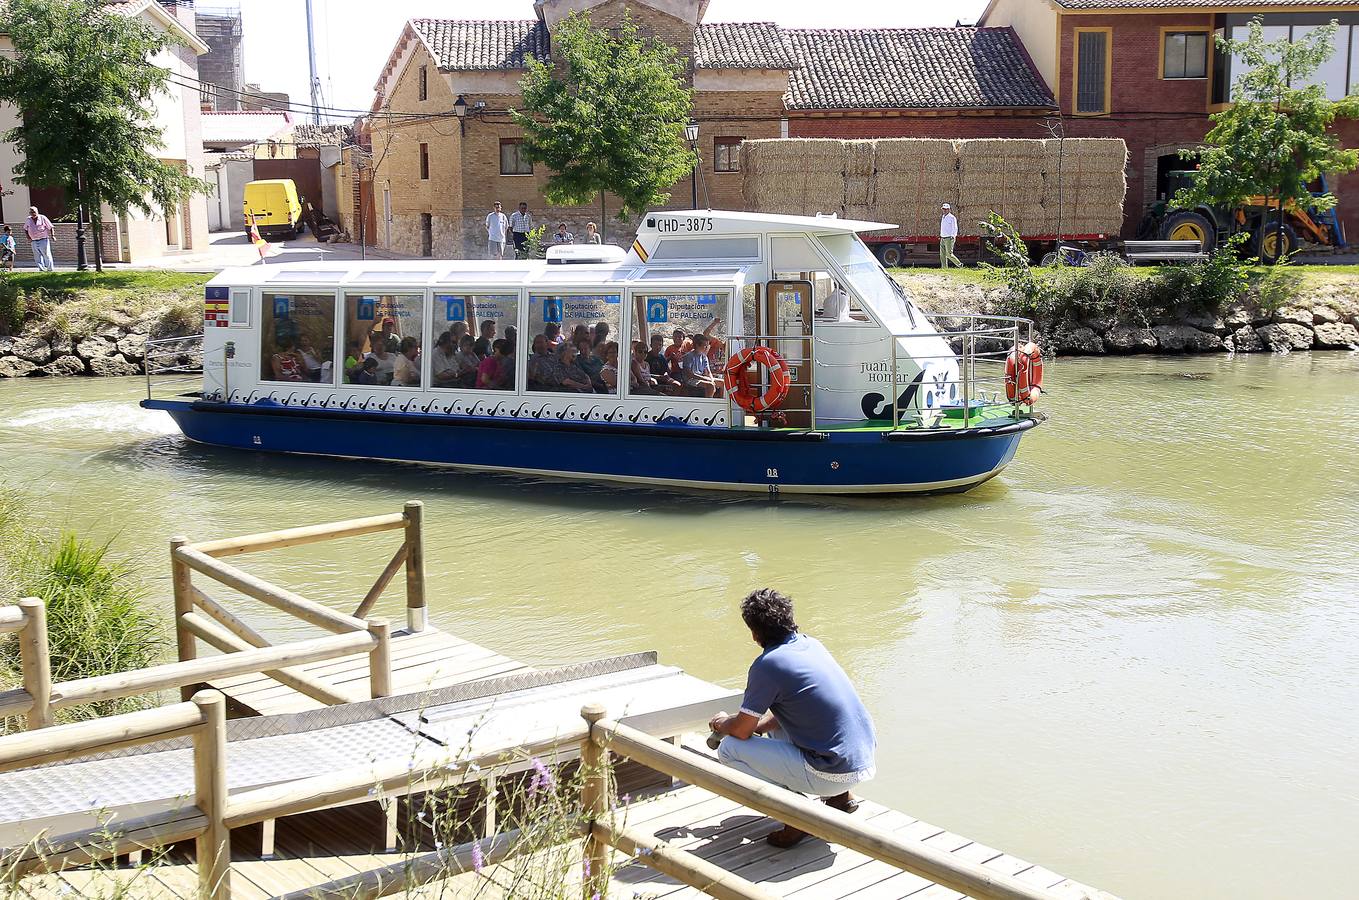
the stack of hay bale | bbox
[740,137,1126,238]
[1039,138,1128,236]
[741,139,846,217]
[871,139,960,236]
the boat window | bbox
[818,233,917,328]
[774,269,869,324]
[341,293,423,387]
[626,292,728,400]
[525,293,621,394]
[260,293,336,385]
[648,237,759,262]
[229,289,250,326]
[637,267,741,281]
[430,293,518,391]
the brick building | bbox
[365,0,1056,257]
[980,0,1359,236]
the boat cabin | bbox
[199,210,970,429]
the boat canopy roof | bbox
[634,210,896,236]
[206,260,751,290]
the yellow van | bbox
[243,179,303,240]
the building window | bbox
[500,139,533,175]
[418,65,428,101]
[419,143,429,180]
[713,137,742,173]
[1074,28,1111,115]
[1163,31,1208,79]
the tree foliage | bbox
[1177,20,1359,219]
[0,0,209,252]
[510,11,696,220]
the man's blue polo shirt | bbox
[740,632,877,777]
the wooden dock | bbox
[0,505,1118,900]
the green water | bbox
[1,354,1356,899]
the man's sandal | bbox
[765,823,808,848]
[822,792,860,814]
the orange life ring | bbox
[724,346,791,414]
[1005,341,1044,405]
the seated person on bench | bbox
[709,588,877,848]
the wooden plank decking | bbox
[206,626,531,716]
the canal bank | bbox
[0,354,1356,899]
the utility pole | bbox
[305,0,322,124]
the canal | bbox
[1,352,1356,899]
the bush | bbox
[1143,233,1249,315]
[1057,252,1147,323]
[1253,260,1301,313]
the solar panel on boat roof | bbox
[268,270,345,283]
[355,270,439,283]
[638,268,741,280]
[538,268,634,283]
[438,270,530,283]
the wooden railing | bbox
[168,500,427,703]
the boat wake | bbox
[4,401,180,436]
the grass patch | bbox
[0,270,209,338]
[0,488,165,727]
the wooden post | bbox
[192,690,231,900]
[171,537,197,702]
[367,618,392,699]
[403,501,427,632]
[580,702,610,900]
[17,598,52,730]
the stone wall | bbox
[897,273,1359,355]
[0,323,149,378]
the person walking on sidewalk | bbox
[708,588,877,848]
[25,206,55,271]
[485,201,509,260]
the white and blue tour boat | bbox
[143,210,1042,494]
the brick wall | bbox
[7,222,121,266]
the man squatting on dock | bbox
[708,588,878,848]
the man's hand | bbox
[708,712,730,734]
[710,711,761,740]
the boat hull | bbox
[143,400,1035,495]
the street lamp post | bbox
[454,95,468,135]
[685,119,699,210]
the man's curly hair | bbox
[741,588,798,648]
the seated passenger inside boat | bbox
[430,332,459,387]
[665,328,691,378]
[473,319,496,358]
[646,333,670,378]
[372,316,400,354]
[600,342,620,391]
[477,339,512,390]
[541,342,593,393]
[365,338,396,386]
[352,356,380,385]
[526,334,551,390]
[343,339,364,382]
[544,322,564,348]
[298,334,326,381]
[269,335,306,382]
[453,335,480,387]
[393,336,421,387]
[575,338,605,391]
[593,321,611,348]
[681,334,722,398]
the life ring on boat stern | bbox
[1005,341,1044,404]
[724,346,791,414]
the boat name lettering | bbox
[656,217,714,234]
[859,361,914,385]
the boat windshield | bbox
[819,234,918,330]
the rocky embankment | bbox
[899,274,1359,356]
[0,326,150,378]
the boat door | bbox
[765,280,813,428]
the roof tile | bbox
[783,28,1054,110]
[411,19,550,71]
[695,22,796,69]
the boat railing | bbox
[814,314,1035,429]
[721,332,819,430]
[144,333,204,402]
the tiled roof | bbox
[695,22,796,69]
[411,19,550,71]
[783,28,1054,110]
[292,123,350,148]
[201,111,294,145]
[1054,0,1353,7]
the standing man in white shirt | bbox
[939,203,962,269]
[508,202,533,258]
[485,201,509,260]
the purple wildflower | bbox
[470,839,484,873]
[529,757,555,794]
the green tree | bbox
[0,0,210,270]
[510,11,696,233]
[1176,19,1359,262]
